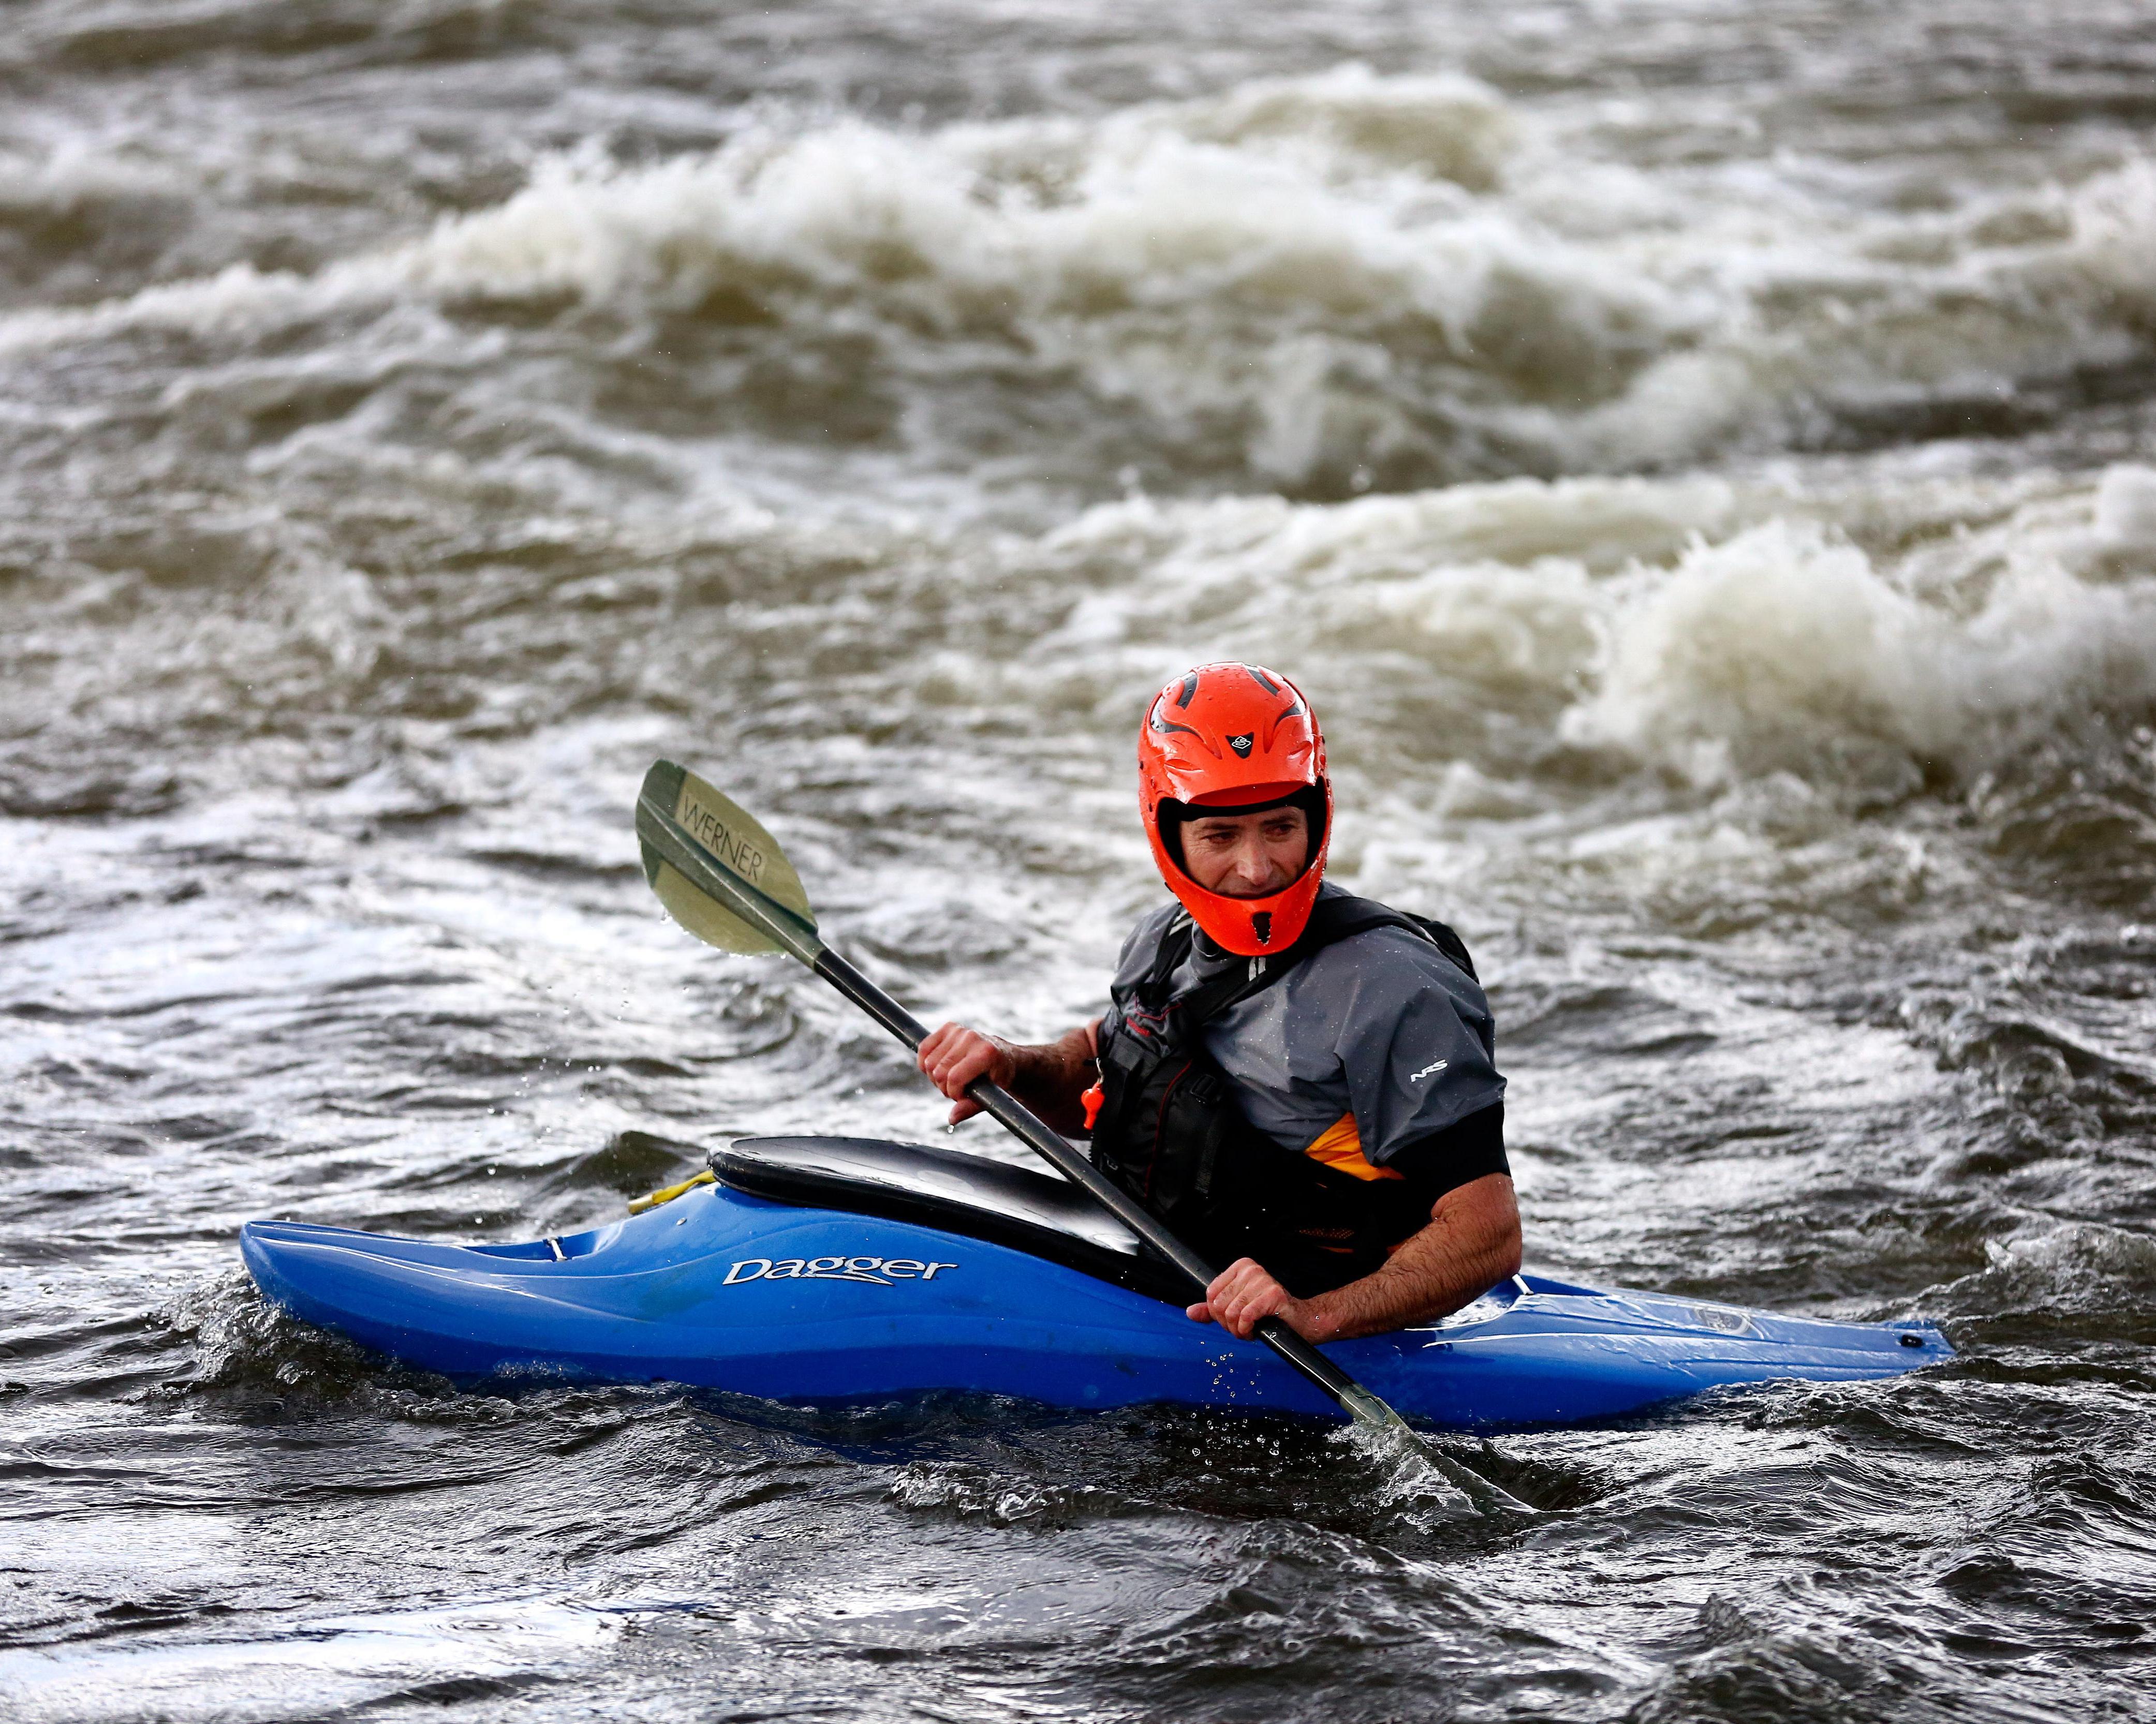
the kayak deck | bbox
[240,1135,1951,1429]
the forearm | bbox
[998,1021,1099,1134]
[1298,1175,1522,1343]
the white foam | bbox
[0,141,188,218]
[1039,468,2156,808]
[2094,463,2156,549]
[9,70,2149,490]
[1563,513,2156,789]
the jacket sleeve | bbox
[1326,930,1506,1167]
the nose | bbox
[1230,836,1276,890]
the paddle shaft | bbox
[637,787,1392,1424]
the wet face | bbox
[1180,806,1310,899]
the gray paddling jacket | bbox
[1088,883,1508,1297]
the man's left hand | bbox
[1186,1257,1317,1341]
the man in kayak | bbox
[919,662,1520,1345]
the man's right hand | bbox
[918,1023,1018,1124]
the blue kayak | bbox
[240,1134,1951,1429]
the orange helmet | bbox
[1138,662,1331,956]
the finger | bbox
[928,1044,984,1098]
[947,1047,994,1090]
[947,1096,983,1124]
[933,1038,1001,1098]
[1212,1264,1279,1340]
[920,1027,978,1087]
[1184,1301,1215,1324]
[1206,1265,1256,1315]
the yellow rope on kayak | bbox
[627,1168,716,1214]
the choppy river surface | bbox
[5,3,2156,1719]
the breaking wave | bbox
[1042,462,2156,806]
[7,67,2155,495]
[1564,514,2156,792]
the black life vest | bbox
[1085,894,1476,1297]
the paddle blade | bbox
[638,761,815,956]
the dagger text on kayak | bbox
[721,1255,959,1286]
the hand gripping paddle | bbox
[635,760,1520,1510]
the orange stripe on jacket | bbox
[1302,1112,1404,1182]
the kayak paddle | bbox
[634,759,1518,1507]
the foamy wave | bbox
[0,69,1532,337]
[10,70,2151,491]
[1927,1223,2156,1322]
[0,142,188,220]
[1039,473,1753,725]
[1043,465,2156,800]
[1577,158,2156,471]
[1564,510,2156,790]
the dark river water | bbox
[5,2,2156,1718]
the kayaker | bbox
[919,662,1520,1345]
